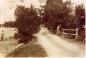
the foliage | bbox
[15,5,40,43]
[75,4,85,27]
[42,0,72,33]
[75,4,85,41]
[4,21,16,27]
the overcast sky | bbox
[0,0,85,24]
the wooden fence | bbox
[62,28,79,39]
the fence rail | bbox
[62,28,79,39]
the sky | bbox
[0,0,85,24]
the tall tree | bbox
[75,4,85,41]
[15,5,40,43]
[75,4,85,27]
[43,0,72,33]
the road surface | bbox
[35,27,85,57]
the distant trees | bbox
[42,0,72,33]
[4,21,16,27]
[15,5,40,43]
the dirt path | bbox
[35,27,85,57]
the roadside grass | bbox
[0,39,18,56]
[6,37,47,57]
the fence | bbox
[62,28,79,39]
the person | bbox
[56,24,62,36]
[1,31,4,41]
[14,33,18,40]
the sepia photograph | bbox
[0,0,85,58]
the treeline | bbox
[9,0,85,43]
[42,0,85,33]
[4,21,16,27]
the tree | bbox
[15,5,40,44]
[42,0,72,33]
[75,4,85,27]
[75,4,85,41]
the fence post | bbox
[75,28,79,39]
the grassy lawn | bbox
[0,39,18,56]
[6,43,47,57]
[6,38,47,57]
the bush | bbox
[15,5,40,44]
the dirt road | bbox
[35,27,85,57]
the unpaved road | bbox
[35,27,85,57]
